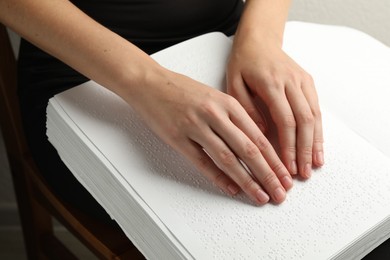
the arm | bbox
[0,0,293,204]
[0,0,158,99]
[227,0,324,178]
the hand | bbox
[130,68,293,204]
[226,39,324,179]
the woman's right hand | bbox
[0,0,292,205]
[128,68,293,205]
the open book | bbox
[46,22,390,259]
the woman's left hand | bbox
[226,37,324,179]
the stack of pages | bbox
[47,22,390,259]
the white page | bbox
[50,25,390,259]
[284,22,390,157]
[47,102,190,259]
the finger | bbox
[227,76,268,133]
[208,113,288,203]
[301,79,324,167]
[229,104,293,192]
[192,126,270,205]
[213,121,287,203]
[264,92,299,176]
[312,115,324,167]
[285,85,315,179]
[178,138,241,196]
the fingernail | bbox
[227,184,240,195]
[304,163,312,178]
[290,160,298,175]
[273,187,286,202]
[316,151,324,166]
[256,189,270,204]
[282,176,293,190]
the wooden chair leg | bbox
[12,160,78,260]
[10,158,52,260]
[41,233,78,260]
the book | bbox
[46,22,390,259]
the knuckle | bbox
[171,114,200,140]
[200,95,239,120]
[304,73,315,85]
[223,94,240,107]
[298,112,314,125]
[241,177,257,191]
[219,149,236,167]
[281,114,297,128]
[200,101,217,117]
[313,135,324,144]
[260,171,278,188]
[167,125,183,141]
[260,72,273,84]
[311,107,322,119]
[262,72,283,91]
[181,112,198,128]
[174,108,198,127]
[313,137,324,151]
[270,161,286,175]
[254,135,270,152]
[270,78,284,91]
[286,145,297,154]
[299,145,313,157]
[242,141,260,160]
[287,73,300,88]
[282,146,297,162]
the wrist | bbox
[235,0,289,49]
[234,25,284,51]
[115,57,168,106]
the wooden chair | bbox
[0,23,145,260]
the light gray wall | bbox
[1,0,389,225]
[289,0,390,47]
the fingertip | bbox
[314,151,324,167]
[290,160,298,175]
[272,187,286,204]
[281,175,293,191]
[300,163,312,179]
[255,189,270,205]
[227,183,240,196]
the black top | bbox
[73,0,243,53]
[16,0,243,223]
[18,0,243,108]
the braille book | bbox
[47,22,390,259]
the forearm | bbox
[0,0,164,104]
[235,0,291,47]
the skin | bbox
[228,0,324,179]
[0,0,324,205]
